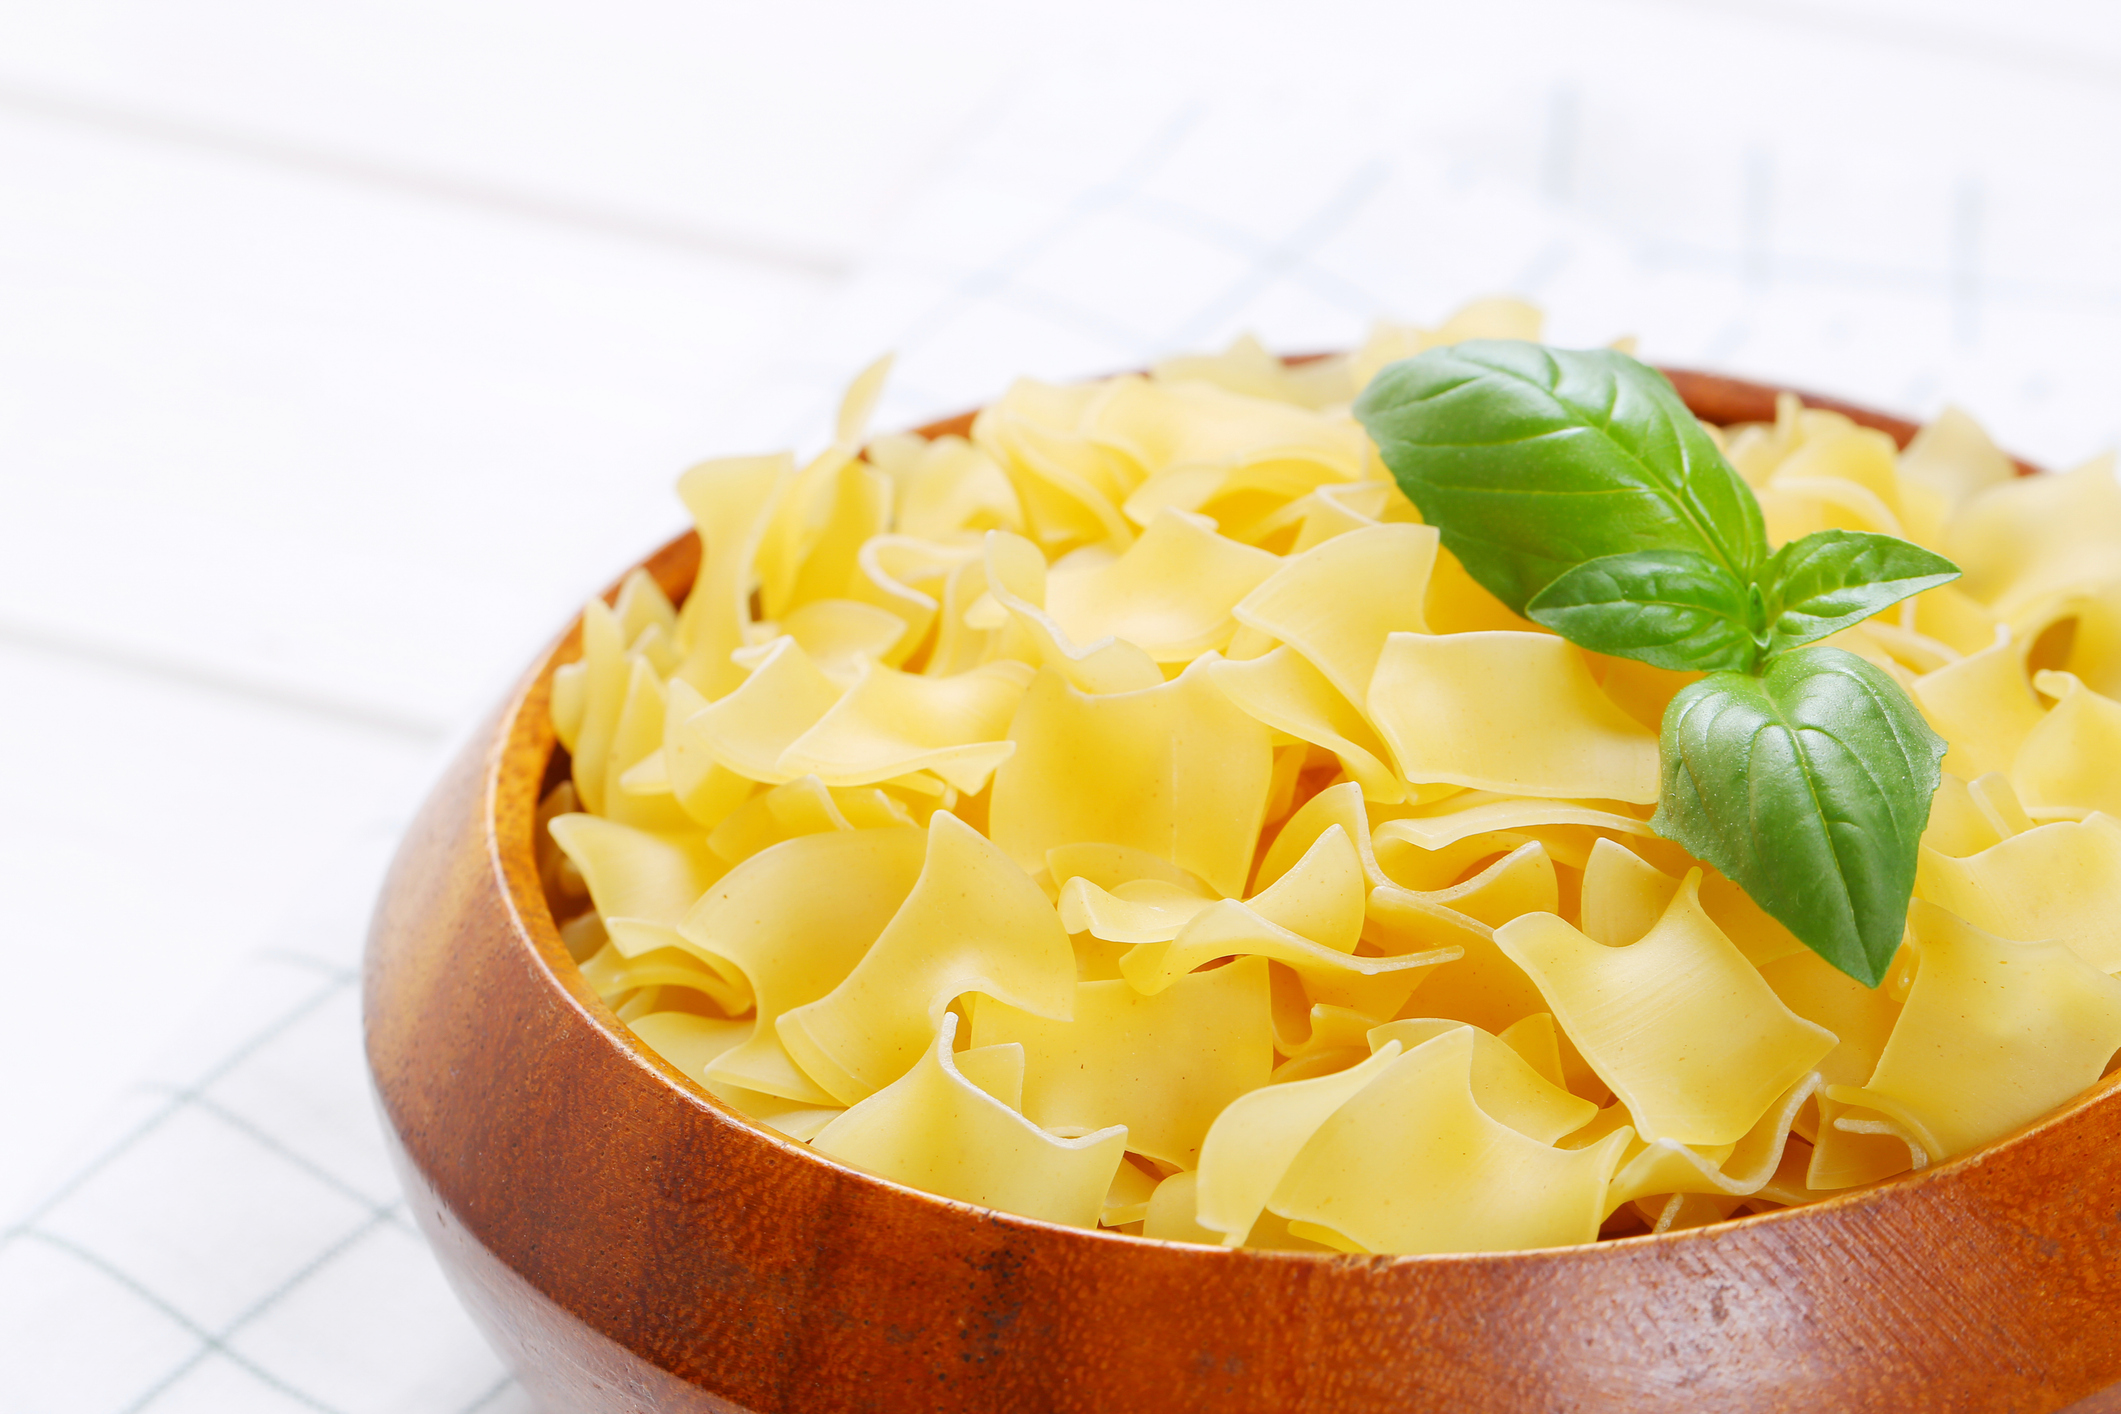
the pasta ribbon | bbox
[1365,915,1545,1041]
[1368,632,1661,803]
[1829,901,2121,1161]
[1255,781,1391,891]
[677,637,841,784]
[1494,873,1835,1145]
[1805,1094,1929,1191]
[1757,946,1903,1088]
[779,812,1076,1104]
[1233,524,1440,705]
[1250,482,1393,557]
[626,1013,753,1086]
[1141,1170,1224,1245]
[1898,405,2017,507]
[581,940,748,1018]
[2012,582,2121,699]
[1945,455,2121,616]
[742,598,907,684]
[1205,646,1408,804]
[1917,813,2121,973]
[600,656,694,832]
[1909,629,2048,780]
[1368,845,1559,969]
[1099,373,1368,510]
[971,379,1134,554]
[1602,1073,1821,1210]
[1579,837,1679,948]
[1123,901,1459,1016]
[969,958,1275,1169]
[660,678,755,828]
[1150,333,1356,411]
[1042,508,1279,661]
[2014,671,2121,821]
[980,529,1164,693]
[811,1014,1126,1228]
[602,918,752,1013]
[1366,1020,1597,1143]
[1194,1042,1406,1245]
[990,660,1272,897]
[1269,1028,1633,1255]
[865,433,1022,545]
[1372,792,1655,859]
[1243,824,1367,952]
[1056,876,1217,946]
[778,658,1031,793]
[548,813,723,928]
[672,453,792,699]
[680,827,925,1105]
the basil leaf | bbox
[1353,341,1767,613]
[1762,530,1962,657]
[1652,646,1946,986]
[1524,550,1757,672]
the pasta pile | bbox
[537,300,2121,1252]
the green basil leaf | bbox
[1762,529,1962,657]
[1524,549,1757,672]
[1651,646,1946,986]
[1353,341,1767,613]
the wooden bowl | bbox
[364,368,2119,1414]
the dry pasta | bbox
[536,302,2121,1253]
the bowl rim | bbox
[501,361,2116,1265]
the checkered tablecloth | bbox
[7,37,2121,1413]
[0,822,532,1414]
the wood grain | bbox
[365,371,2118,1414]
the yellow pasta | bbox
[679,827,926,1105]
[1232,523,1439,704]
[1140,1170,1224,1245]
[779,812,1076,1105]
[1268,1028,1634,1255]
[810,1014,1126,1228]
[777,658,1031,793]
[1100,1155,1160,1227]
[1205,646,1409,804]
[548,813,723,928]
[1193,1041,1406,1245]
[531,315,2121,1255]
[1042,508,1280,661]
[1916,813,2121,973]
[1122,901,1459,1016]
[672,453,793,699]
[1578,837,1680,948]
[989,659,1272,897]
[1368,632,1661,803]
[1602,1073,1820,1210]
[2015,671,2121,820]
[1828,902,2121,1161]
[979,529,1165,693]
[1494,873,1835,1145]
[1909,629,2048,780]
[1056,875,1217,945]
[627,1011,753,1084]
[1366,1019,1598,1142]
[969,957,1274,1169]
[1946,454,2121,616]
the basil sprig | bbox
[1355,341,1957,986]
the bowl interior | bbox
[514,366,2097,1258]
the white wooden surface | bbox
[4,0,2119,1221]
